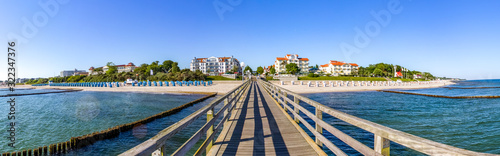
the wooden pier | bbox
[121,78,496,156]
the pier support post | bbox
[294,96,300,123]
[206,108,214,153]
[315,108,323,147]
[374,135,390,156]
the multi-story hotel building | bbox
[88,62,136,75]
[274,54,309,73]
[190,56,241,75]
[319,60,359,76]
[60,69,87,77]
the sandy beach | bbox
[16,81,244,94]
[8,80,454,95]
[269,80,455,94]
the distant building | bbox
[89,62,136,75]
[413,74,422,79]
[309,67,319,74]
[190,56,241,75]
[60,69,86,77]
[319,60,359,76]
[263,65,274,75]
[274,54,309,74]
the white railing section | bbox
[120,80,251,156]
[258,79,495,156]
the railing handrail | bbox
[258,79,496,156]
[120,80,250,156]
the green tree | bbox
[270,67,276,74]
[171,62,180,73]
[244,66,253,74]
[162,60,174,72]
[373,68,383,77]
[286,63,299,74]
[106,62,117,75]
[256,66,264,75]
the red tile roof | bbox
[299,58,309,61]
[320,64,329,67]
[276,57,288,60]
[330,62,346,66]
[349,63,359,66]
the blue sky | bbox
[1,0,500,80]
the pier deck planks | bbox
[211,81,318,156]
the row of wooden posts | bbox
[379,90,500,99]
[1,93,217,156]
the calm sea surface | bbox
[1,80,498,155]
[302,79,500,155]
[0,90,208,154]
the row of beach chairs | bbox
[41,80,213,88]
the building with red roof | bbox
[274,54,309,73]
[319,60,359,76]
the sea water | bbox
[303,79,500,155]
[0,90,207,154]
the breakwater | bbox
[1,92,216,156]
[0,89,81,97]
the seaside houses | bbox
[60,69,87,77]
[88,62,136,75]
[274,54,309,74]
[319,60,359,76]
[190,56,241,75]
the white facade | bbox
[274,54,309,73]
[190,56,241,75]
[89,62,136,75]
[319,60,359,76]
[60,69,86,77]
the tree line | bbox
[26,60,208,84]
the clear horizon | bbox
[1,0,500,80]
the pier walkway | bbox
[209,81,319,155]
[121,78,495,156]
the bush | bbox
[308,73,319,77]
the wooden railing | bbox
[119,80,251,156]
[258,79,496,156]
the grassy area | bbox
[390,78,415,82]
[206,76,236,81]
[266,76,278,81]
[298,76,387,81]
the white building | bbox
[89,62,136,75]
[60,69,86,77]
[274,54,309,73]
[319,60,359,76]
[190,56,241,75]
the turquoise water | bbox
[0,90,206,153]
[303,79,500,155]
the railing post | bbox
[160,145,165,156]
[374,135,390,156]
[294,96,300,123]
[315,107,323,147]
[224,98,229,122]
[206,107,214,154]
[283,92,288,112]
